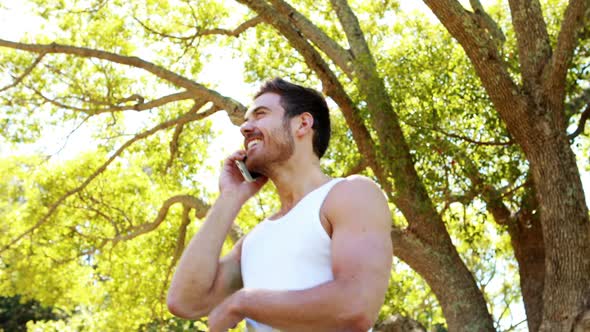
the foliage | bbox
[0,0,588,331]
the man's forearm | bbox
[168,193,243,310]
[232,280,374,332]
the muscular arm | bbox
[211,176,393,331]
[167,194,244,319]
[167,151,267,319]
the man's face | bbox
[241,93,295,173]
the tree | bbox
[0,295,67,331]
[421,1,590,330]
[0,0,588,331]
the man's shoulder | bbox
[324,175,389,216]
[332,174,384,196]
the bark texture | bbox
[509,210,545,332]
[526,132,590,331]
[424,0,590,330]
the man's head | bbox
[252,78,331,159]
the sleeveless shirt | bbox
[240,178,343,332]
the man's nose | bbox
[240,120,253,136]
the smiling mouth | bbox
[246,139,262,151]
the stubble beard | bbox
[249,119,295,176]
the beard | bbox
[248,119,295,175]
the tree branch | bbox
[440,183,481,211]
[51,239,110,266]
[199,16,264,37]
[135,15,262,42]
[46,195,207,266]
[0,53,46,92]
[469,0,506,44]
[390,227,435,271]
[112,195,208,245]
[71,202,121,235]
[268,0,354,77]
[329,0,373,66]
[341,159,368,178]
[0,39,247,124]
[175,206,192,262]
[0,39,193,90]
[49,114,92,158]
[74,195,126,238]
[159,205,192,313]
[568,103,590,139]
[166,123,185,171]
[65,0,109,14]
[566,87,590,119]
[403,117,513,146]
[166,101,212,171]
[29,86,194,115]
[82,191,136,228]
[504,319,529,332]
[0,102,216,254]
[133,16,198,42]
[438,131,512,146]
[422,0,527,137]
[543,0,589,110]
[436,137,516,226]
[330,0,456,244]
[507,0,551,87]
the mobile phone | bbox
[235,158,259,183]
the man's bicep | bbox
[328,178,393,316]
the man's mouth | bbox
[246,138,263,151]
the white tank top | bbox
[241,178,343,332]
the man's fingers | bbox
[227,150,246,162]
[222,150,247,170]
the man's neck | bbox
[268,160,331,213]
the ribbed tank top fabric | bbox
[240,178,343,332]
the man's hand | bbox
[219,151,267,204]
[207,292,244,332]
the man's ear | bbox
[294,112,314,137]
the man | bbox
[167,78,392,332]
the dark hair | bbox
[254,77,331,158]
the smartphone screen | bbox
[235,158,259,182]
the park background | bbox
[1,0,589,331]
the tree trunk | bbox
[392,229,495,332]
[509,211,545,332]
[524,128,590,331]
